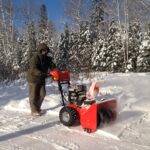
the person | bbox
[27,43,56,116]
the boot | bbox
[31,111,41,116]
[31,108,41,116]
[39,109,46,115]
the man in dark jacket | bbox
[27,43,56,116]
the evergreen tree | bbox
[137,32,150,72]
[57,24,70,70]
[90,0,105,41]
[69,31,80,73]
[14,22,37,72]
[38,4,48,43]
[106,21,124,72]
[92,21,124,72]
[0,0,16,80]
[16,32,29,72]
[78,21,92,72]
[92,37,107,71]
[90,0,110,72]
[126,22,142,72]
[64,0,90,32]
[28,22,37,58]
[47,20,56,57]
[38,4,56,58]
[68,21,92,74]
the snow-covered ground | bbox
[0,72,150,150]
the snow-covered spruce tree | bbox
[90,0,104,42]
[106,21,124,72]
[67,21,92,74]
[68,31,81,73]
[21,22,37,72]
[13,21,36,73]
[90,0,111,72]
[92,21,124,72]
[0,0,17,81]
[92,36,107,71]
[38,4,49,44]
[15,32,30,73]
[126,22,142,72]
[63,0,91,74]
[11,28,21,71]
[56,24,70,70]
[137,32,150,72]
[0,22,5,80]
[28,22,37,59]
[78,21,92,72]
[15,36,25,72]
[46,20,57,57]
[38,4,56,57]
[64,0,90,32]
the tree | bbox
[78,21,92,72]
[92,21,124,72]
[38,4,56,58]
[38,4,48,43]
[92,38,107,71]
[106,21,124,72]
[68,31,80,73]
[64,0,90,32]
[57,24,70,70]
[126,22,142,72]
[137,31,150,72]
[90,0,105,41]
[123,0,150,71]
[0,0,17,80]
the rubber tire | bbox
[101,109,113,123]
[59,106,77,126]
[97,112,101,127]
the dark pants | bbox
[28,83,46,113]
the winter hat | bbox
[37,43,50,53]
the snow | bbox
[0,72,150,150]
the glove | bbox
[41,73,48,78]
[47,74,52,77]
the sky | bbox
[13,0,65,31]
[43,0,64,22]
[42,0,66,30]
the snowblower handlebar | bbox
[48,70,70,82]
[48,70,70,106]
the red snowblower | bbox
[48,71,117,133]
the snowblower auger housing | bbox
[48,71,117,133]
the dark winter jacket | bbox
[27,54,56,84]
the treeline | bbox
[0,0,150,82]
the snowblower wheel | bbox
[98,111,105,127]
[59,106,77,126]
[111,110,117,121]
[97,112,101,127]
[100,109,113,123]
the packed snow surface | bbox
[0,72,150,150]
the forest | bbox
[0,0,150,82]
